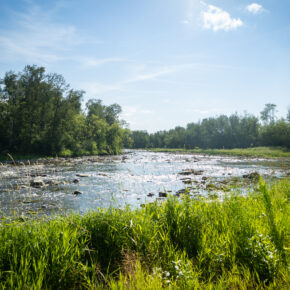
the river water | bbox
[0,150,289,216]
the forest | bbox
[1,65,289,157]
[130,104,290,149]
[0,65,132,156]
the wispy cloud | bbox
[79,57,126,68]
[0,5,82,64]
[81,63,193,96]
[123,64,192,84]
[201,3,243,31]
[0,2,116,68]
[246,3,264,15]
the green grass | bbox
[150,146,290,158]
[0,179,289,289]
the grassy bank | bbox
[0,179,289,289]
[150,146,290,158]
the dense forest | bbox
[1,65,289,156]
[130,104,290,149]
[0,65,132,156]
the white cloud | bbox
[247,3,264,14]
[201,3,243,31]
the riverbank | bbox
[150,146,290,158]
[0,151,117,164]
[0,179,289,289]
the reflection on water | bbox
[0,150,289,216]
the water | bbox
[0,150,289,216]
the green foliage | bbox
[0,179,289,288]
[0,65,126,156]
[129,107,290,149]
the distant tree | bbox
[260,103,277,124]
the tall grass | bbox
[0,179,289,289]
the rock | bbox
[73,179,80,183]
[72,190,82,195]
[30,178,45,188]
[182,179,193,184]
[76,173,89,177]
[98,173,108,177]
[206,183,219,191]
[175,188,190,197]
[242,172,260,180]
[179,169,204,176]
[147,193,154,197]
[46,180,60,186]
[202,176,208,181]
[159,192,167,198]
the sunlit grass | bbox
[150,146,290,158]
[0,179,289,289]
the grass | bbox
[0,179,289,289]
[150,146,290,158]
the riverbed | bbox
[0,150,289,216]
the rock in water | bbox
[159,192,167,198]
[76,173,89,177]
[30,178,45,188]
[242,172,260,180]
[72,190,82,195]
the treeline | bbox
[130,104,290,149]
[0,65,132,156]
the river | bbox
[0,150,289,216]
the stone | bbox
[159,191,167,198]
[175,188,189,197]
[179,169,204,176]
[242,172,260,180]
[147,193,154,197]
[30,178,45,188]
[76,173,89,177]
[72,190,82,195]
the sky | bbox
[0,0,289,132]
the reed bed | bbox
[0,179,289,289]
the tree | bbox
[260,103,277,124]
[0,65,126,156]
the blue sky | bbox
[0,0,289,132]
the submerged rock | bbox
[72,190,82,195]
[179,169,204,176]
[30,178,45,188]
[46,180,60,186]
[159,191,167,198]
[76,173,89,177]
[175,188,190,197]
[242,172,260,180]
